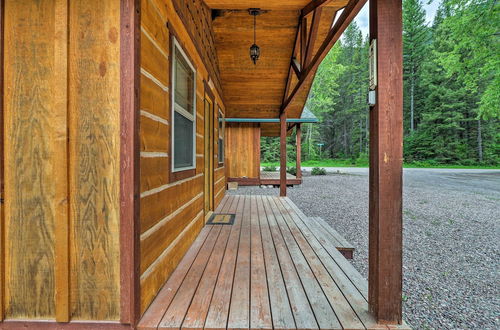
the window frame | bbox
[218,108,225,165]
[171,36,197,173]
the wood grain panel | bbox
[141,29,169,86]
[140,156,169,193]
[3,0,65,318]
[149,0,209,79]
[140,195,203,274]
[226,123,260,179]
[54,0,70,321]
[69,0,121,320]
[214,166,225,179]
[0,0,4,320]
[140,212,204,313]
[140,175,204,233]
[138,0,230,318]
[214,190,225,210]
[141,0,169,56]
[205,0,339,10]
[214,10,297,118]
[140,115,169,152]
[140,74,169,120]
[368,0,404,322]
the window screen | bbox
[172,40,196,171]
[174,112,194,168]
[218,110,224,163]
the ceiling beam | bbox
[291,58,301,77]
[281,18,302,105]
[281,0,367,114]
[301,0,332,17]
[304,7,323,67]
[300,16,308,67]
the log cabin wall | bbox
[2,0,121,322]
[214,109,227,208]
[139,0,226,315]
[226,123,261,182]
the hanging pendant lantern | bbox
[250,43,260,65]
[249,9,261,65]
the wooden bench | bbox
[305,217,355,259]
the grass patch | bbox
[261,159,500,169]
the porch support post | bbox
[296,124,302,179]
[368,0,403,325]
[280,111,287,196]
[120,0,141,324]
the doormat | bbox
[207,213,236,225]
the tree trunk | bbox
[477,119,483,163]
[366,111,369,152]
[343,122,348,156]
[410,69,415,132]
[307,123,312,160]
[359,119,363,154]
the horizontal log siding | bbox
[139,0,226,315]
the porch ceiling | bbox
[204,0,342,10]
[207,0,347,130]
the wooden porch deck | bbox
[260,171,302,185]
[138,195,381,330]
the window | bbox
[172,38,196,172]
[218,109,225,164]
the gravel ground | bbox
[228,169,500,329]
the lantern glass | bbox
[250,44,260,64]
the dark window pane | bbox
[174,112,194,169]
[218,138,224,162]
[174,48,194,114]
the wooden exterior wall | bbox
[139,0,226,315]
[226,123,261,181]
[2,0,121,322]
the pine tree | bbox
[403,0,429,134]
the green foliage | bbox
[311,167,327,175]
[403,0,430,133]
[263,165,277,172]
[261,1,499,167]
[437,0,500,119]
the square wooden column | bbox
[280,111,287,196]
[369,0,404,324]
[296,124,302,179]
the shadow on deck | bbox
[138,195,396,330]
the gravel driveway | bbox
[228,168,500,329]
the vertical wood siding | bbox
[68,0,121,320]
[226,123,261,179]
[139,0,226,315]
[4,0,61,318]
[3,0,121,321]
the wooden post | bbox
[296,124,302,179]
[368,0,403,325]
[120,0,140,325]
[280,111,287,197]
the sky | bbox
[353,0,441,36]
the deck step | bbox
[306,217,355,259]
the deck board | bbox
[227,196,252,329]
[255,196,296,330]
[267,196,342,330]
[139,195,382,330]
[260,171,302,185]
[249,197,273,329]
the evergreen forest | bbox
[261,0,499,167]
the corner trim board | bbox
[120,0,141,325]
